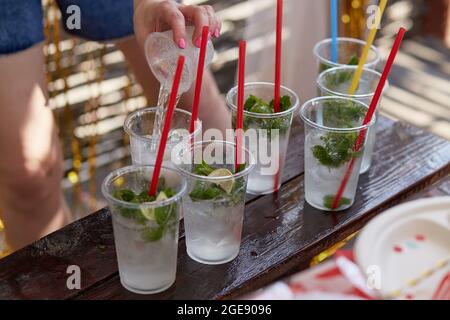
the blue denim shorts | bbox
[0,0,134,54]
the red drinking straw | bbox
[331,27,406,210]
[272,0,283,191]
[235,40,246,172]
[149,55,185,196]
[274,0,283,113]
[189,26,210,134]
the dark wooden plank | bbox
[74,118,450,300]
[418,175,450,198]
[0,208,117,299]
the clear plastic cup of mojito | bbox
[124,107,202,167]
[226,82,300,195]
[300,97,375,211]
[102,165,187,294]
[317,66,389,173]
[313,37,380,74]
[175,140,254,265]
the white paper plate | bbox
[354,197,450,299]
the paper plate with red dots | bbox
[354,197,450,300]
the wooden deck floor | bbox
[378,37,450,140]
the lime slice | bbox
[140,191,168,220]
[208,168,234,194]
[156,191,168,201]
[140,207,155,220]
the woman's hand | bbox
[134,0,222,49]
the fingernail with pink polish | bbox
[178,39,186,49]
[214,29,220,38]
[195,38,201,48]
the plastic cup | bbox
[145,26,215,94]
[300,97,375,211]
[313,37,380,74]
[175,140,254,265]
[102,165,186,294]
[124,107,202,168]
[317,66,389,173]
[226,82,300,195]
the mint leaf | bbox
[136,190,154,203]
[189,176,246,206]
[141,227,164,242]
[312,145,335,167]
[323,100,366,128]
[154,202,177,226]
[279,95,292,112]
[311,100,366,169]
[270,95,292,112]
[325,70,354,88]
[244,95,257,110]
[194,160,215,176]
[112,186,177,241]
[323,195,351,209]
[239,95,292,134]
[230,178,245,204]
[235,163,246,173]
[318,53,358,74]
[113,189,136,202]
[164,188,176,198]
[312,132,361,168]
[244,95,269,111]
[113,189,147,224]
[347,54,359,65]
[250,103,272,114]
[189,182,223,201]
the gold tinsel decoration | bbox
[339,0,371,39]
[44,0,84,218]
[43,0,141,217]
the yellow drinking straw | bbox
[348,0,388,95]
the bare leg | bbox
[116,37,231,133]
[0,44,70,250]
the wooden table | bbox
[0,116,449,299]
